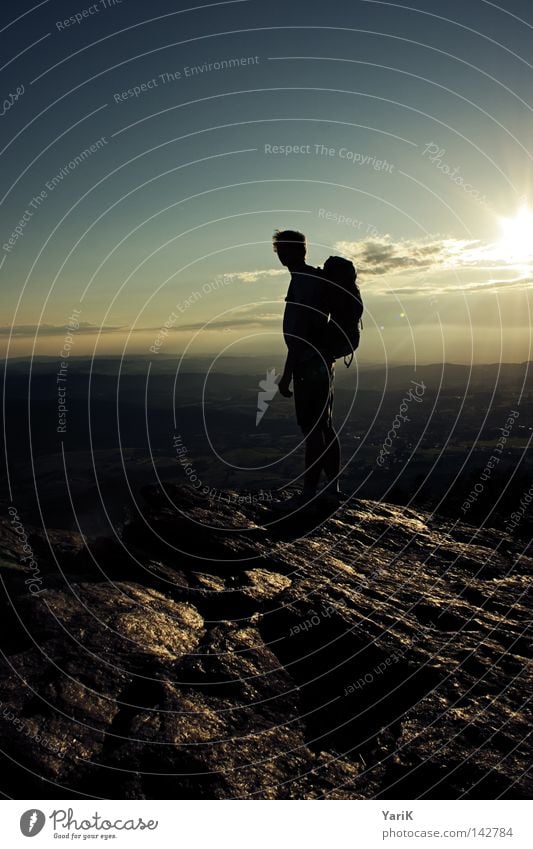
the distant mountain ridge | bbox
[3,354,533,384]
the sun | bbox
[497,205,533,260]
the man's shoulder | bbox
[289,265,323,297]
[291,263,322,281]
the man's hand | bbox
[277,374,293,398]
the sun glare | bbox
[497,205,533,260]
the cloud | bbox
[335,235,533,295]
[335,236,483,277]
[177,316,281,332]
[136,303,284,335]
[386,276,533,296]
[0,322,124,337]
[458,275,533,292]
[174,304,282,333]
[223,268,286,283]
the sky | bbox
[1,0,532,364]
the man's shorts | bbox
[293,355,335,434]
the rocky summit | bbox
[0,485,530,800]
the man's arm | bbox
[278,349,294,397]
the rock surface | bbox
[0,486,530,799]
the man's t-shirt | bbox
[283,264,329,365]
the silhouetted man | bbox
[273,229,341,510]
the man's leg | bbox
[319,360,340,491]
[272,423,323,511]
[277,355,335,509]
[322,423,341,491]
[302,426,325,495]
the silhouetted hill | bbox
[0,486,530,799]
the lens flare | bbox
[497,206,533,260]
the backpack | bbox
[321,256,363,367]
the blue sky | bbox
[1,0,532,363]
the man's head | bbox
[273,229,306,269]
